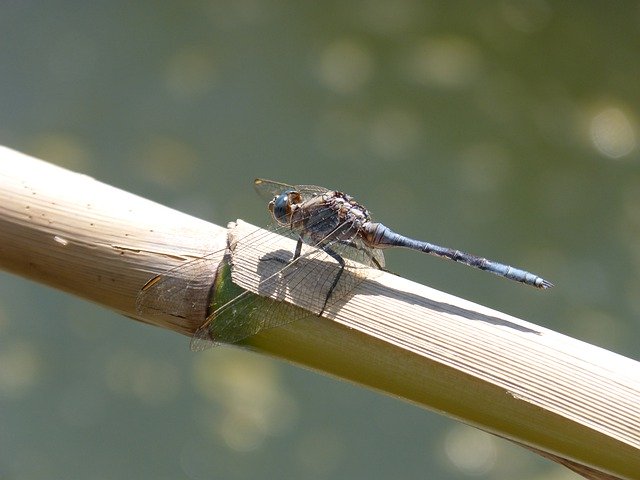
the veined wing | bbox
[136,225,266,322]
[253,178,297,201]
[190,214,385,349]
[254,178,331,202]
[189,226,382,350]
[328,235,386,269]
[189,244,336,350]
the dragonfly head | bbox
[269,189,302,225]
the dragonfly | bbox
[137,179,553,350]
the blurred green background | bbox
[1,1,639,479]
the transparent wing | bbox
[328,236,386,269]
[190,256,323,350]
[293,184,333,199]
[190,229,382,350]
[254,178,331,203]
[135,226,271,323]
[135,251,221,322]
[253,178,296,201]
[136,217,308,324]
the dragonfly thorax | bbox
[328,191,371,225]
[269,188,373,244]
[294,191,373,245]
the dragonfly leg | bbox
[368,253,384,270]
[261,236,304,266]
[292,237,303,260]
[334,239,384,270]
[319,245,346,316]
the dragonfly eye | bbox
[271,190,295,224]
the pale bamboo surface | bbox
[0,146,226,335]
[0,146,638,479]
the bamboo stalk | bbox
[0,146,638,479]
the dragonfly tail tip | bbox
[538,278,554,289]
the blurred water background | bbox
[0,1,638,479]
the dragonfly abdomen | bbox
[362,222,552,289]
